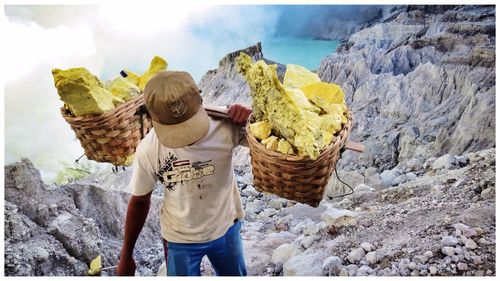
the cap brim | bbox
[152,106,210,148]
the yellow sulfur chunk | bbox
[320,114,342,134]
[283,64,321,89]
[277,138,294,155]
[321,130,334,149]
[237,53,323,159]
[122,69,141,85]
[301,82,346,114]
[285,88,320,114]
[107,77,141,102]
[52,67,123,116]
[88,255,102,276]
[261,136,279,151]
[250,121,272,140]
[138,56,168,90]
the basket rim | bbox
[60,93,145,124]
[245,109,353,162]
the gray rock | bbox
[321,208,358,227]
[346,264,358,276]
[424,251,434,258]
[472,256,483,265]
[457,262,468,271]
[348,247,366,263]
[256,208,278,220]
[463,228,478,238]
[322,256,343,276]
[415,255,428,264]
[391,174,409,186]
[271,243,295,265]
[455,155,468,166]
[32,247,49,261]
[454,246,464,255]
[380,170,398,186]
[363,167,378,177]
[429,266,438,275]
[245,201,262,214]
[406,158,423,171]
[357,265,372,276]
[441,236,459,247]
[300,235,319,249]
[354,184,374,195]
[291,218,316,235]
[442,247,456,256]
[339,267,349,276]
[303,224,321,236]
[432,154,457,170]
[463,238,478,250]
[399,258,411,269]
[268,198,287,210]
[453,223,470,233]
[365,251,379,265]
[360,242,374,252]
[283,250,324,276]
[423,158,437,170]
[406,172,417,181]
[242,185,261,197]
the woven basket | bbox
[61,94,152,166]
[245,111,353,207]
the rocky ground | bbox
[237,148,495,276]
[4,148,495,276]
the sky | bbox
[3,3,337,182]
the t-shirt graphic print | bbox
[155,152,215,190]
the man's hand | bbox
[228,104,252,125]
[116,254,136,276]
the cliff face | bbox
[317,5,495,172]
[273,5,399,41]
[4,159,164,276]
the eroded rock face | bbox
[318,5,495,172]
[4,159,164,276]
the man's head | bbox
[144,71,209,148]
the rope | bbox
[74,154,85,164]
[327,147,354,199]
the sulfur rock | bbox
[277,138,294,155]
[321,131,334,149]
[283,64,321,89]
[121,68,141,85]
[320,114,342,134]
[138,56,168,90]
[237,53,324,159]
[52,67,123,116]
[107,77,141,102]
[250,121,272,140]
[262,136,279,151]
[285,88,320,114]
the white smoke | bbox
[4,4,279,183]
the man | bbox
[116,71,252,276]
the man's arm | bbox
[228,104,252,147]
[228,104,252,125]
[116,191,152,276]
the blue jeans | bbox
[162,220,247,276]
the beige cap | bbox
[144,71,209,148]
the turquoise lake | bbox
[261,37,340,71]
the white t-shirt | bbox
[129,116,246,243]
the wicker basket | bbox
[245,111,353,207]
[61,94,152,166]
